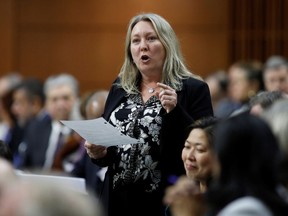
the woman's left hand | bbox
[163,176,206,216]
[157,82,177,113]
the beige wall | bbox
[2,0,229,93]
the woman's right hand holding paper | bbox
[84,141,107,159]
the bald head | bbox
[85,90,109,119]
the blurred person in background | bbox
[205,70,237,118]
[0,177,104,216]
[262,99,288,202]
[249,90,286,116]
[205,71,228,110]
[19,73,82,173]
[0,73,22,146]
[263,55,288,94]
[10,78,45,167]
[227,60,264,116]
[12,78,45,128]
[206,113,288,216]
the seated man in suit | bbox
[19,73,82,172]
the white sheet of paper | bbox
[60,117,143,147]
[16,171,87,194]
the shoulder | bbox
[182,77,206,86]
[107,76,126,95]
[109,77,123,92]
[26,113,51,134]
[181,77,208,92]
[218,196,273,216]
[179,77,210,100]
[112,76,121,84]
[31,112,51,127]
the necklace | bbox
[142,82,157,94]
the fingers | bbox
[84,141,107,159]
[164,176,206,216]
[164,176,201,205]
[157,82,174,91]
[157,82,177,113]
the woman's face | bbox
[130,21,166,75]
[182,128,214,181]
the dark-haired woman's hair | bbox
[184,116,218,147]
[206,113,288,215]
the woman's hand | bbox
[157,82,177,113]
[84,141,107,159]
[163,176,206,216]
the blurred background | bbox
[1,0,287,93]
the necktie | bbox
[54,131,64,157]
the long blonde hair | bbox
[118,13,201,94]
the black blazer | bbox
[94,76,213,213]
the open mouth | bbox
[141,55,149,62]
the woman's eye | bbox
[196,148,205,153]
[131,38,140,44]
[148,36,156,41]
[184,145,190,150]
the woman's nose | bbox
[187,150,196,160]
[140,40,148,51]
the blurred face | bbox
[45,85,76,121]
[228,67,251,102]
[182,128,214,181]
[264,67,288,93]
[130,21,166,75]
[206,77,221,101]
[12,89,34,126]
